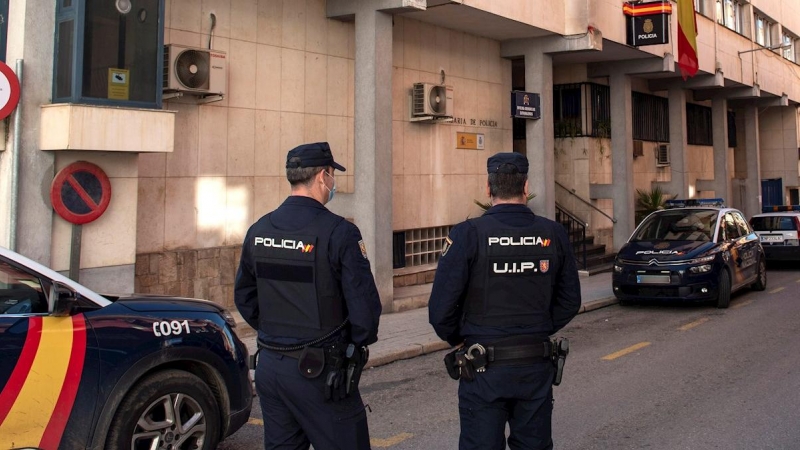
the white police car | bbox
[613,199,767,308]
[749,205,800,262]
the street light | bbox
[738,43,791,55]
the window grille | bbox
[686,103,713,146]
[552,83,610,139]
[396,226,454,268]
[632,92,669,142]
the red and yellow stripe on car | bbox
[0,315,87,450]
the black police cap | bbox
[487,152,528,174]
[285,142,346,172]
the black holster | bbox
[443,347,478,381]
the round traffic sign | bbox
[0,62,20,120]
[50,162,112,225]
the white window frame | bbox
[718,0,745,34]
[755,13,773,47]
[783,31,796,62]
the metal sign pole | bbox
[69,224,82,282]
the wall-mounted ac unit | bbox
[656,144,670,166]
[163,44,226,96]
[411,83,453,119]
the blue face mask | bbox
[324,171,337,203]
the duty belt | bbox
[486,341,552,365]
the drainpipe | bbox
[9,59,22,251]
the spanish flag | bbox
[677,0,699,79]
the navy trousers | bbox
[458,361,554,450]
[255,349,371,450]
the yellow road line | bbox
[601,342,651,361]
[371,433,414,448]
[248,418,264,426]
[678,317,709,331]
[769,287,785,294]
[731,300,753,310]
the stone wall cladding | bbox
[134,245,242,308]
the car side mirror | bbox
[51,281,78,317]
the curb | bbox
[365,296,620,369]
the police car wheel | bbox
[105,369,221,450]
[751,258,767,291]
[716,269,731,309]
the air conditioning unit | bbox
[656,144,670,166]
[411,83,453,118]
[163,44,226,96]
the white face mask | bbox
[323,171,337,203]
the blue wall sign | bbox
[511,91,541,120]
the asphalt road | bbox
[220,263,800,450]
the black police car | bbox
[612,199,767,308]
[0,246,252,450]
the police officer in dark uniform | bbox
[429,152,581,450]
[234,142,381,450]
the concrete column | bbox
[2,0,56,261]
[711,97,731,202]
[524,49,555,220]
[667,87,688,197]
[742,105,761,218]
[353,9,394,312]
[609,72,635,251]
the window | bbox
[782,31,796,62]
[686,103,713,146]
[755,14,773,47]
[727,111,737,148]
[0,259,48,315]
[552,83,610,139]
[0,0,8,62]
[632,92,669,142]
[717,0,744,34]
[54,0,164,108]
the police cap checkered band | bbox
[286,142,346,172]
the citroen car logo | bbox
[648,259,660,266]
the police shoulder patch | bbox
[358,240,368,259]
[442,237,453,257]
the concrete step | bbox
[392,282,432,313]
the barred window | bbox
[632,92,669,142]
[552,83,610,139]
[686,103,713,146]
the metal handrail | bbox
[555,203,587,271]
[555,181,618,224]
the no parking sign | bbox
[50,161,112,225]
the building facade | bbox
[1,0,798,313]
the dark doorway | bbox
[761,178,783,207]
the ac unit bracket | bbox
[163,91,184,100]
[410,115,454,124]
[197,94,224,104]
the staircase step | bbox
[581,262,615,276]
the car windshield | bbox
[632,209,718,242]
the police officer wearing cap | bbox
[429,152,581,450]
[234,142,381,450]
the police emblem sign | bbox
[623,1,671,47]
[510,91,541,120]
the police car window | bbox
[0,260,49,315]
[751,216,795,231]
[723,214,741,240]
[633,210,716,241]
[733,212,751,236]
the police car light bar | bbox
[664,198,725,209]
[761,205,800,213]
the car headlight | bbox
[220,308,237,328]
[614,264,624,273]
[689,255,715,265]
[689,264,712,274]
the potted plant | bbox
[635,186,675,224]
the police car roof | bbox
[664,198,725,209]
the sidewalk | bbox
[234,272,616,368]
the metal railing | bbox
[555,202,588,271]
[555,181,618,224]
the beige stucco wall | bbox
[138,0,356,254]
[50,152,140,272]
[759,106,799,188]
[391,16,512,231]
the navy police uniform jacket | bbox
[429,204,581,345]
[234,196,381,347]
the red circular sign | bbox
[50,162,112,225]
[0,62,21,121]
